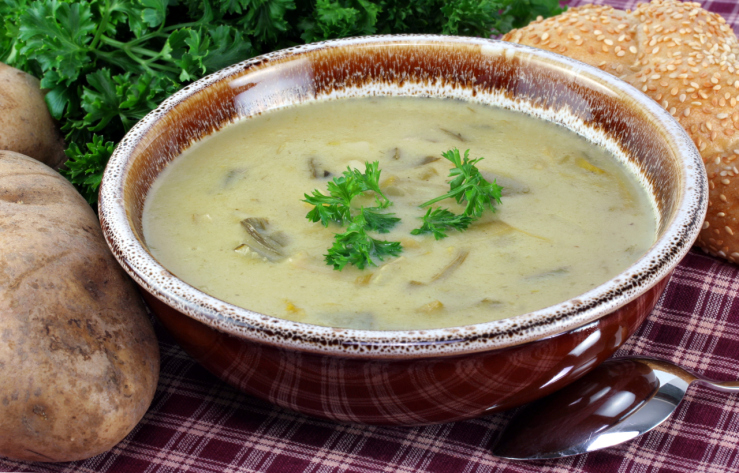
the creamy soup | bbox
[143,97,657,330]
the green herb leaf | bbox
[419,148,503,218]
[304,161,390,226]
[411,207,473,239]
[325,214,403,270]
[60,134,115,204]
[78,69,179,134]
[18,1,97,87]
[361,206,400,234]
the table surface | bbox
[4,1,739,472]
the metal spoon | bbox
[492,356,739,460]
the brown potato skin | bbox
[0,63,66,169]
[0,151,159,462]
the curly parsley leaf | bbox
[325,214,403,270]
[412,148,502,238]
[361,206,400,234]
[420,148,503,218]
[411,207,473,239]
[304,161,391,227]
[300,0,380,43]
[60,134,115,204]
[78,69,179,133]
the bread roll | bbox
[504,0,739,263]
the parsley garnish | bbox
[411,207,474,240]
[325,214,403,270]
[304,161,392,226]
[412,148,502,238]
[304,162,402,270]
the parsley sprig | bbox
[411,207,473,240]
[304,162,402,270]
[412,148,502,239]
[325,214,403,270]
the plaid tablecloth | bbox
[3,1,739,472]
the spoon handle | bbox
[698,379,739,393]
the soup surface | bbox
[143,97,656,330]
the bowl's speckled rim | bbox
[99,35,707,358]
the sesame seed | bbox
[629,46,637,54]
[617,50,626,57]
[670,87,678,95]
[684,108,691,117]
[720,194,728,202]
[542,32,549,40]
[722,179,731,185]
[717,113,729,119]
[704,221,710,229]
[670,107,677,115]
[690,81,700,88]
[718,212,726,217]
[711,77,720,84]
[652,74,662,80]
[679,94,686,102]
[652,46,660,54]
[726,227,734,236]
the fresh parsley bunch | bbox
[0,0,564,204]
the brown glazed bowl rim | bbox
[99,35,707,358]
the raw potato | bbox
[0,63,66,169]
[0,151,159,462]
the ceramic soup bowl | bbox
[99,35,707,425]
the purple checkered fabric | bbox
[3,1,739,472]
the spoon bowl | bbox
[493,356,739,460]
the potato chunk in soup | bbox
[143,97,656,330]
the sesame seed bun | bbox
[504,0,739,264]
